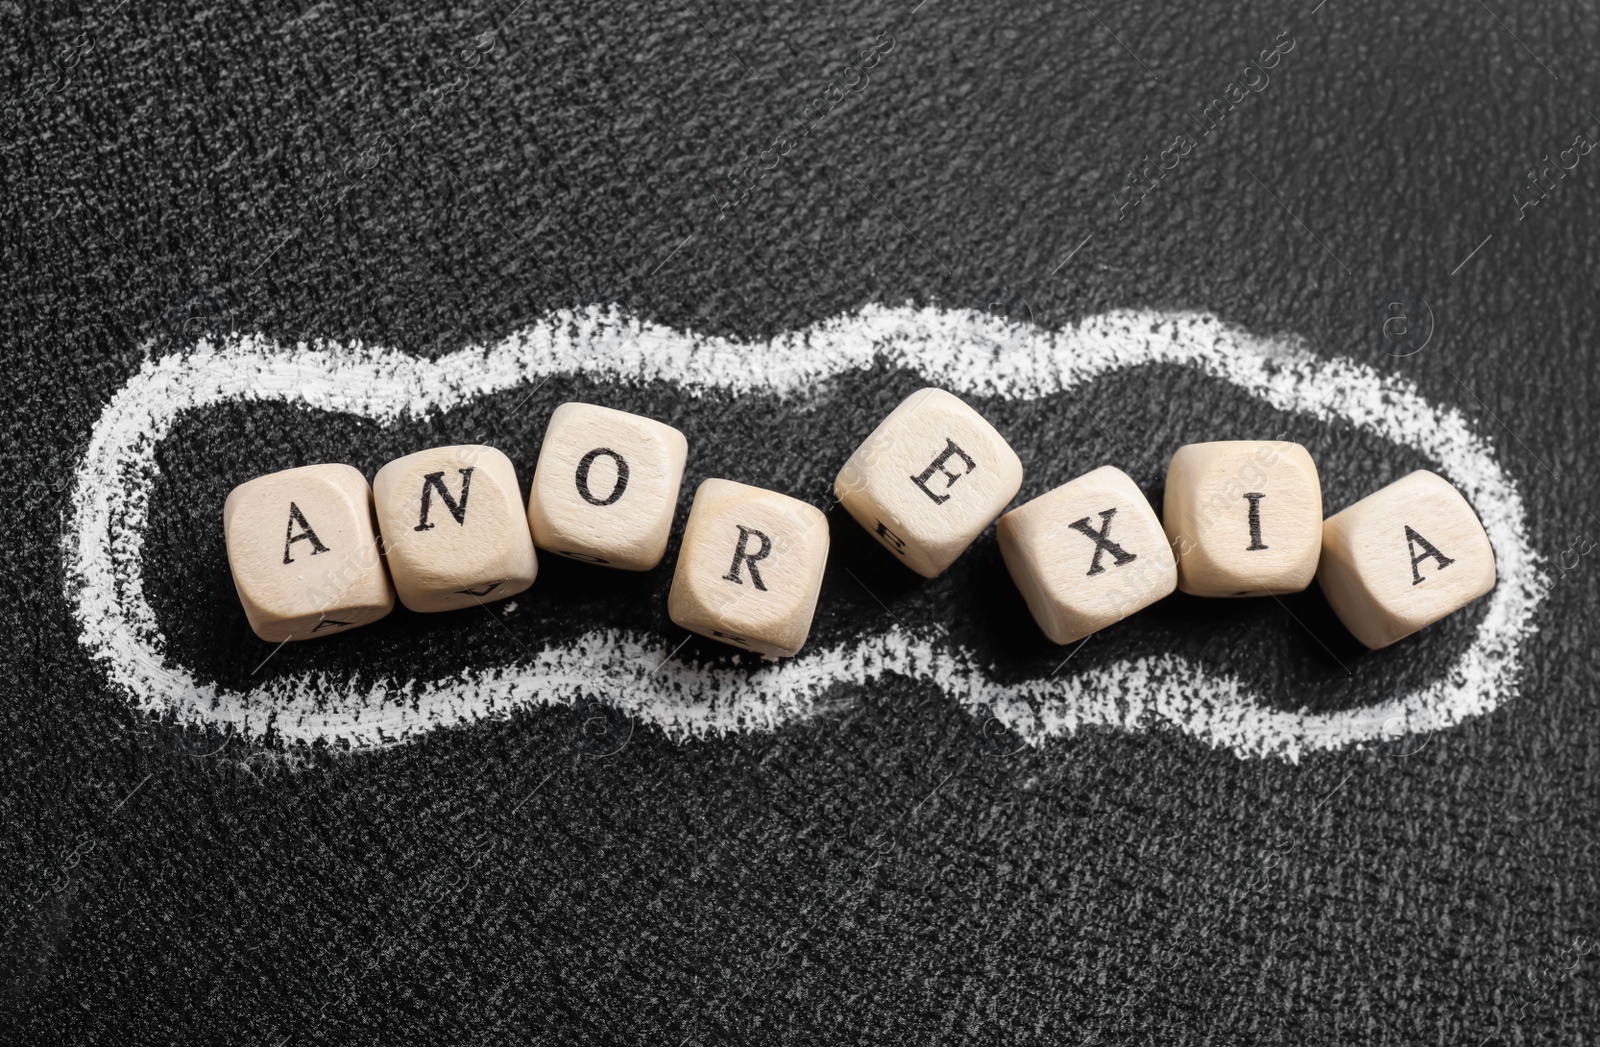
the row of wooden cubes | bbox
[225,390,1496,656]
[223,402,825,655]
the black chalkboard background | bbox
[5,0,1599,1042]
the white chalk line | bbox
[63,305,1545,761]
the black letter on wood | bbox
[723,525,772,591]
[1068,508,1139,576]
[414,468,474,531]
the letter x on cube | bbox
[997,465,1176,645]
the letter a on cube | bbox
[373,445,537,613]
[526,402,688,571]
[668,479,829,657]
[223,464,394,642]
[835,387,1023,577]
[1317,470,1496,649]
[997,466,1176,645]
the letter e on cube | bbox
[835,388,1023,577]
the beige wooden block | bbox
[526,402,688,571]
[997,465,1176,645]
[373,445,537,613]
[1317,470,1496,649]
[223,464,394,642]
[835,387,1023,577]
[1162,440,1323,597]
[668,479,830,657]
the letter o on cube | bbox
[835,387,1023,577]
[223,464,394,642]
[668,479,830,657]
[997,466,1176,645]
[526,402,688,571]
[373,445,537,613]
[1317,470,1496,649]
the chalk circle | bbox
[64,305,1545,762]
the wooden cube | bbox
[1162,440,1323,597]
[526,402,688,571]
[997,465,1176,645]
[834,388,1023,577]
[373,445,537,613]
[668,479,829,657]
[1317,470,1496,649]
[223,464,394,642]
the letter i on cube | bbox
[668,479,830,657]
[526,402,688,570]
[997,466,1176,644]
[373,445,538,612]
[223,464,395,642]
[1162,440,1323,597]
[1317,470,1496,649]
[835,388,1024,577]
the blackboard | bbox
[5,0,1597,1041]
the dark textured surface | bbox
[3,0,1599,1042]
